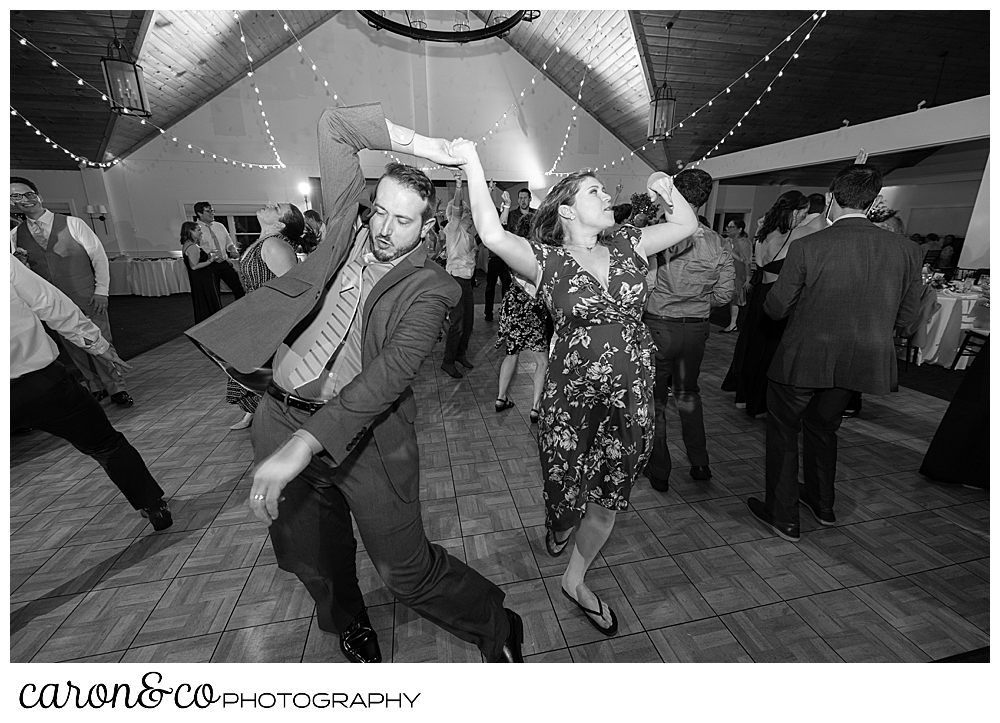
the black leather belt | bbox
[644,315,709,323]
[266,382,327,414]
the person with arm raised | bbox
[452,137,697,636]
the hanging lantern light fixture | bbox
[100,11,151,118]
[647,21,676,140]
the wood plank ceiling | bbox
[10,10,990,179]
[10,10,337,171]
[493,9,989,179]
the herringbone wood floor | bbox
[10,307,989,663]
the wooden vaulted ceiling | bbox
[10,10,991,179]
[10,10,338,171]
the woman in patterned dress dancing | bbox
[225,202,302,430]
[452,138,697,635]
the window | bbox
[182,203,263,253]
[231,215,261,252]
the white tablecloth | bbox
[918,291,984,369]
[108,257,241,297]
[108,258,132,295]
[126,258,190,297]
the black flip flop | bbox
[561,588,618,636]
[495,397,515,412]
[545,529,570,557]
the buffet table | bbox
[107,257,241,297]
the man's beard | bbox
[370,233,421,263]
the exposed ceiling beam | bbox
[627,11,655,98]
[97,10,155,163]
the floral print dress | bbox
[531,227,654,531]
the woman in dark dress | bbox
[225,202,303,430]
[181,221,222,324]
[453,137,697,637]
[721,191,809,416]
[494,213,552,422]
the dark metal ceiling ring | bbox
[358,10,535,43]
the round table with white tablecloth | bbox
[126,257,190,297]
[108,257,242,297]
[917,290,985,369]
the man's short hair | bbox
[517,188,531,199]
[193,201,212,216]
[378,162,436,223]
[829,164,882,211]
[925,232,939,242]
[10,176,38,193]
[807,193,826,214]
[303,209,322,224]
[673,168,714,209]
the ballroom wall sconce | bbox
[298,182,311,211]
[86,204,109,233]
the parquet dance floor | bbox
[10,310,989,663]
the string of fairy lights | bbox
[692,10,827,167]
[275,9,344,105]
[549,9,826,177]
[13,11,827,178]
[10,25,285,170]
[233,11,284,167]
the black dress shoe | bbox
[495,608,524,663]
[456,356,475,369]
[799,492,836,526]
[648,473,670,492]
[690,465,712,480]
[841,407,860,418]
[140,498,173,531]
[111,391,134,407]
[92,389,109,403]
[340,607,382,663]
[440,362,463,379]
[746,497,799,541]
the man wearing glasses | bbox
[10,176,133,407]
[193,201,246,300]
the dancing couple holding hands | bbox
[449,137,698,635]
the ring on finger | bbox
[253,494,265,501]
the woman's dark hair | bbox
[278,203,305,243]
[728,218,746,233]
[179,221,200,246]
[514,212,532,239]
[755,190,809,243]
[530,170,598,247]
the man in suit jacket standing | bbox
[186,104,523,663]
[747,164,922,541]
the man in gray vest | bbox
[11,177,133,406]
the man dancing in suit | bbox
[187,104,523,663]
[747,164,922,541]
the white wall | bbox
[16,12,655,256]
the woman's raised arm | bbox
[636,172,699,257]
[450,139,539,282]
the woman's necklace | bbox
[564,242,600,253]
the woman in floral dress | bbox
[225,202,302,430]
[452,138,697,635]
[494,213,552,421]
